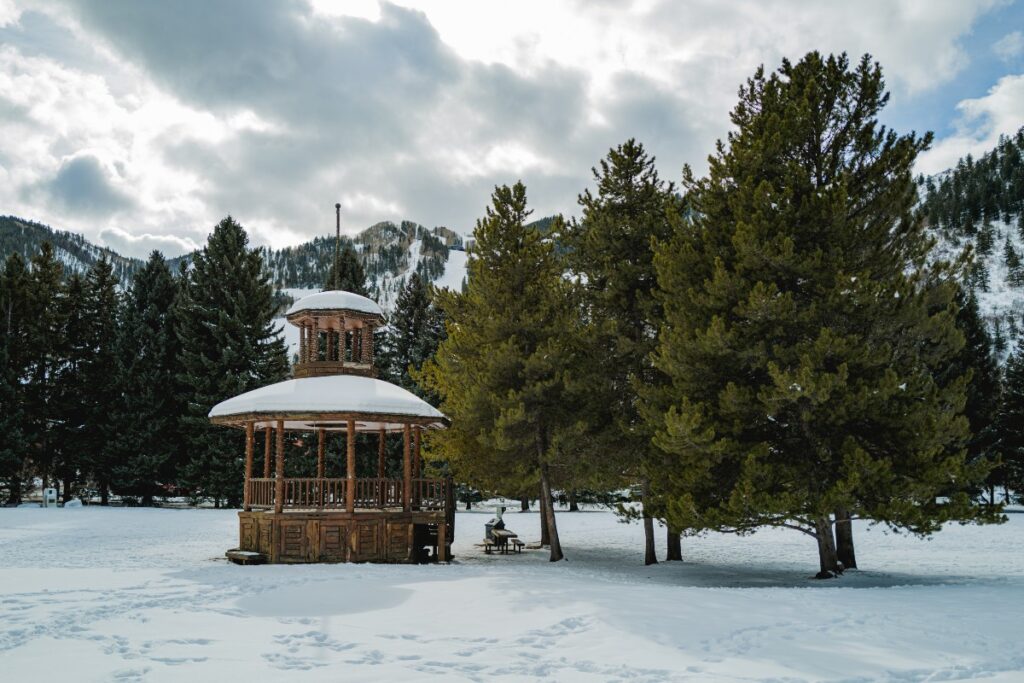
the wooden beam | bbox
[346,419,356,513]
[274,420,285,514]
[317,428,325,479]
[437,520,447,562]
[403,423,411,512]
[377,427,386,480]
[243,421,254,511]
[263,425,272,478]
[414,426,422,479]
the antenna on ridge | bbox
[334,202,341,291]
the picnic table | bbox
[484,528,523,554]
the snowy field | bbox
[2,507,1023,682]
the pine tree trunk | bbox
[834,507,857,569]
[539,492,550,546]
[10,475,21,505]
[143,492,154,507]
[465,499,472,510]
[666,526,682,561]
[99,479,109,506]
[520,496,530,512]
[62,477,72,504]
[814,515,840,578]
[642,480,657,566]
[568,490,579,512]
[539,463,564,562]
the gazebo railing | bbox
[247,477,448,511]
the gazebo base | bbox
[233,509,452,564]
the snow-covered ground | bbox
[2,507,1022,682]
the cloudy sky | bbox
[1,0,1023,257]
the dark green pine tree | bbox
[53,273,90,502]
[649,52,998,576]
[995,349,1024,503]
[421,183,584,561]
[947,290,1002,505]
[323,243,368,295]
[0,342,25,504]
[177,217,289,506]
[1005,237,1024,287]
[79,257,122,504]
[378,272,446,400]
[562,139,679,564]
[0,253,31,504]
[24,243,66,492]
[111,252,183,505]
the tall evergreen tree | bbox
[111,252,183,504]
[53,274,90,502]
[24,243,65,491]
[562,139,678,564]
[80,257,121,504]
[323,243,368,295]
[649,52,998,576]
[995,349,1024,502]
[421,183,584,561]
[948,289,1002,504]
[379,272,446,400]
[177,217,288,506]
[0,253,30,504]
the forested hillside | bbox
[0,216,144,284]
[0,216,467,310]
[920,127,1024,356]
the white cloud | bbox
[99,226,199,259]
[994,31,1024,62]
[918,73,1024,175]
[0,0,1012,254]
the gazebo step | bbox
[226,549,267,565]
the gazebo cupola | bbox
[287,290,385,378]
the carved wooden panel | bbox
[279,520,307,560]
[350,520,380,562]
[319,523,348,562]
[258,518,272,554]
[239,518,256,550]
[386,521,410,562]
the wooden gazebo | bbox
[210,289,453,564]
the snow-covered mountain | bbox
[1,216,470,313]
[919,126,1024,358]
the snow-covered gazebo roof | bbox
[208,374,447,432]
[286,290,385,319]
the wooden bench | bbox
[509,538,524,553]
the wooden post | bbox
[414,426,422,478]
[263,425,272,478]
[403,423,411,512]
[317,428,325,479]
[362,325,374,366]
[274,420,285,514]
[346,419,356,513]
[377,427,386,480]
[243,421,254,511]
[413,426,422,509]
[437,520,447,562]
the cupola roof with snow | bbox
[285,289,385,320]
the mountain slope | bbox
[920,126,1024,357]
[0,215,469,311]
[0,215,144,284]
